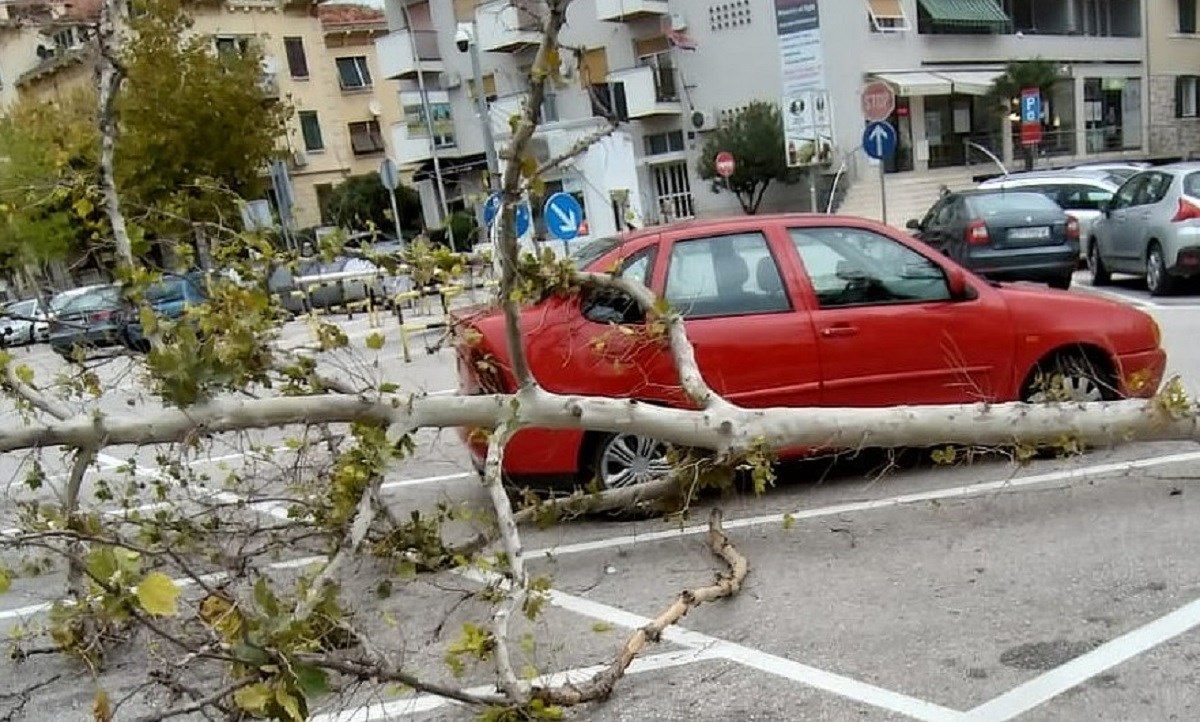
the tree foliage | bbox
[989,57,1061,106]
[323,172,422,236]
[698,101,799,215]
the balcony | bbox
[476,0,543,53]
[393,89,458,165]
[259,72,280,99]
[376,29,442,79]
[595,0,669,22]
[607,64,681,118]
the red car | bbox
[454,214,1166,490]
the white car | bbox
[978,168,1123,261]
[0,298,50,346]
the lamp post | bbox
[455,22,500,193]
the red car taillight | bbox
[965,219,990,246]
[1065,215,1081,241]
[89,310,114,323]
[1170,198,1200,222]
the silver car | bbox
[1089,162,1200,296]
[978,168,1122,261]
[0,298,50,346]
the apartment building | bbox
[375,0,1165,236]
[5,0,402,229]
[1147,0,1200,154]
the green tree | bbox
[0,89,108,277]
[989,58,1061,171]
[116,0,290,229]
[324,172,422,236]
[698,101,799,214]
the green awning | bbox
[917,0,1011,30]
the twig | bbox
[300,656,506,708]
[127,676,256,722]
[534,508,747,705]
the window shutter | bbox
[634,35,670,57]
[1180,0,1197,33]
[1177,76,1186,118]
[453,0,475,22]
[1193,77,1200,118]
[580,47,608,85]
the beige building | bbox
[6,0,403,229]
[1146,0,1200,156]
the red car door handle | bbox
[821,325,858,338]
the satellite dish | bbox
[368,99,382,117]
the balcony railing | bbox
[376,28,443,79]
[476,0,543,52]
[607,64,681,118]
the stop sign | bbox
[715,151,735,178]
[861,80,895,122]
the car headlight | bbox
[1150,316,1161,347]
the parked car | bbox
[268,256,386,315]
[122,273,208,351]
[907,189,1080,289]
[977,169,1121,261]
[48,284,125,359]
[1088,162,1200,295]
[452,214,1166,490]
[1068,161,1151,182]
[0,298,50,346]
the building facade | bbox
[377,0,1179,239]
[1146,0,1200,155]
[4,0,404,229]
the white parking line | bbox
[308,648,711,722]
[456,568,964,722]
[0,500,174,539]
[962,596,1200,721]
[527,451,1200,559]
[379,471,475,491]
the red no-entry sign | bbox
[715,151,735,178]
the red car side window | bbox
[662,232,790,319]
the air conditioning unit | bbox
[669,13,687,31]
[690,110,717,132]
[292,150,308,168]
[439,71,462,89]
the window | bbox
[299,111,324,152]
[53,27,76,50]
[579,47,608,86]
[284,37,308,79]
[790,227,951,309]
[867,0,910,32]
[466,73,497,102]
[315,184,335,225]
[1055,184,1114,211]
[644,130,685,157]
[637,51,678,102]
[215,36,251,58]
[1109,175,1145,210]
[663,232,790,318]
[652,161,694,223]
[1183,172,1200,198]
[1180,0,1197,32]
[1176,76,1199,118]
[590,82,629,121]
[403,99,456,148]
[336,56,372,90]
[1135,172,1173,206]
[348,120,386,155]
[581,247,657,325]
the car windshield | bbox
[146,277,187,304]
[5,300,37,317]
[568,235,623,270]
[966,192,1060,216]
[52,286,120,314]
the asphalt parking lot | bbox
[2,275,1200,721]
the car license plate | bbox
[1008,226,1051,241]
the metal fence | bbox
[963,124,1200,172]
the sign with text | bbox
[1020,88,1042,146]
[775,0,833,167]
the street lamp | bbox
[455,22,500,193]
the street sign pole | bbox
[862,120,897,226]
[879,164,888,227]
[380,159,403,245]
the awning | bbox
[873,71,953,96]
[937,70,1004,96]
[916,0,1011,30]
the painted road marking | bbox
[308,648,711,722]
[527,450,1200,559]
[962,595,1200,721]
[379,471,475,490]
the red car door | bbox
[650,224,822,408]
[785,222,1014,407]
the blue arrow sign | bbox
[862,120,897,160]
[1020,88,1041,124]
[544,192,584,241]
[483,192,531,236]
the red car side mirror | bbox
[946,266,969,300]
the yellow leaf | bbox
[135,572,181,617]
[782,513,795,530]
[93,689,112,722]
[519,154,537,179]
[0,567,10,593]
[14,364,33,385]
[276,686,304,721]
[365,332,385,350]
[233,683,272,714]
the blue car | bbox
[123,273,208,351]
[48,284,126,360]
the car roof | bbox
[982,168,1118,183]
[1147,161,1200,174]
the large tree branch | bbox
[1,390,1198,459]
[481,425,528,701]
[97,0,134,269]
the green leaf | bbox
[232,641,270,667]
[365,332,386,350]
[378,382,399,393]
[591,621,613,633]
[782,513,795,530]
[253,576,280,617]
[233,683,272,714]
[14,364,34,385]
[0,567,11,594]
[276,687,304,721]
[135,572,180,617]
[294,664,330,699]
